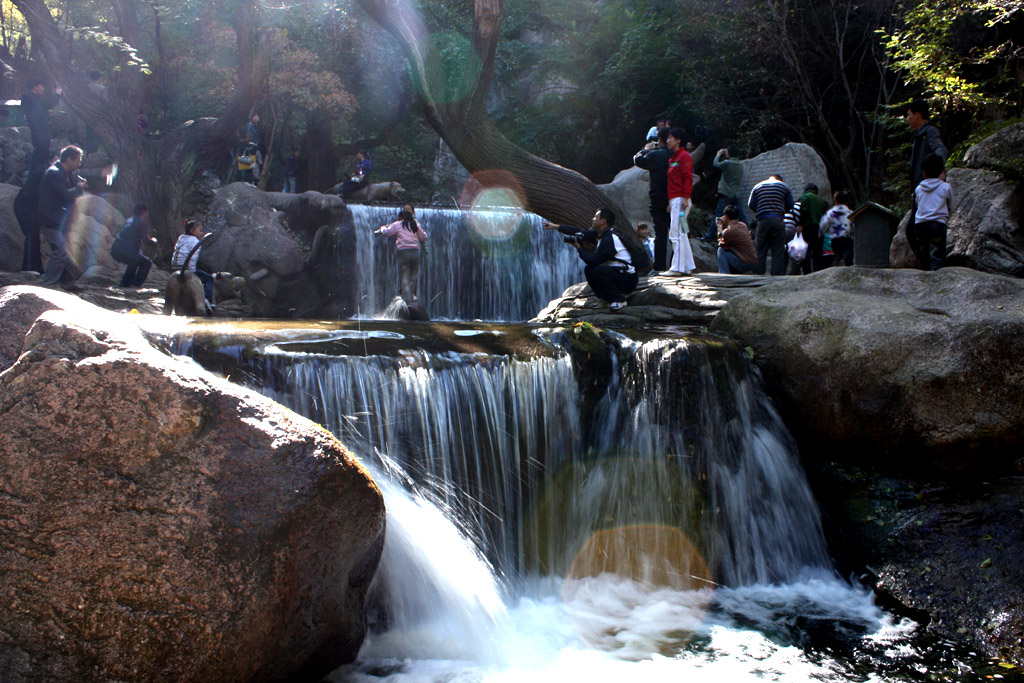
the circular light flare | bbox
[563,524,716,655]
[567,524,713,593]
[462,170,526,242]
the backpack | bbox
[612,227,653,276]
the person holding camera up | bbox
[39,145,87,292]
[543,208,638,311]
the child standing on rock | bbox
[910,154,953,271]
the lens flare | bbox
[64,202,109,275]
[411,31,482,105]
[568,524,712,591]
[463,170,526,242]
[564,525,715,655]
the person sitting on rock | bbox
[110,204,157,288]
[331,150,372,197]
[716,204,757,274]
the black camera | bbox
[563,232,584,244]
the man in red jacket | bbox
[665,128,696,274]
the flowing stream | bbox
[157,318,997,682]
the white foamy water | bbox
[333,571,914,683]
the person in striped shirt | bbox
[748,173,794,275]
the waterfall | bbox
[164,322,919,678]
[347,205,585,321]
[247,331,830,589]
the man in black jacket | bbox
[551,208,638,310]
[22,77,61,173]
[907,100,947,189]
[39,145,86,292]
[633,128,671,271]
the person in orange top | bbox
[665,128,695,274]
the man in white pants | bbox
[665,128,696,275]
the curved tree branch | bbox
[354,0,628,231]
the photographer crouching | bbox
[543,208,639,311]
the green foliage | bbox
[882,0,1024,112]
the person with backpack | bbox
[172,218,216,305]
[376,203,429,304]
[554,208,642,311]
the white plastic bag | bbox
[786,233,808,263]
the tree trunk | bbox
[354,0,630,231]
[12,0,270,251]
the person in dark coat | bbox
[22,77,61,173]
[13,154,57,273]
[633,128,672,271]
[110,204,156,287]
[39,145,86,291]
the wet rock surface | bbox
[0,287,385,682]
[809,461,1024,665]
[532,271,774,326]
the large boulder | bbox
[597,165,651,229]
[709,267,1024,468]
[739,142,832,210]
[0,126,32,183]
[201,182,306,283]
[944,166,1024,277]
[0,286,385,682]
[201,184,357,317]
[962,121,1024,177]
[0,182,22,271]
[532,272,771,326]
[0,185,125,276]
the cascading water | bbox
[347,205,584,321]
[157,320,951,681]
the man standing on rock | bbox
[907,100,947,190]
[665,128,696,275]
[702,146,747,243]
[22,77,62,173]
[633,127,672,271]
[748,173,794,276]
[39,145,87,292]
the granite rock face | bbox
[738,142,832,210]
[710,266,1024,466]
[0,287,385,682]
[891,122,1024,278]
[201,184,357,317]
[944,166,1024,277]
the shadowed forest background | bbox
[1,0,1021,239]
